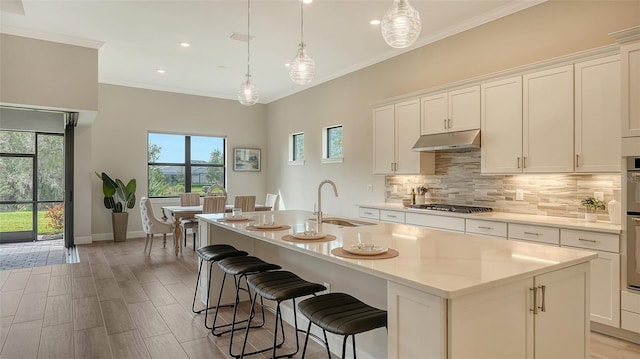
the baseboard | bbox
[592,321,640,344]
[74,235,93,245]
[90,231,162,242]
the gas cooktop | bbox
[408,204,492,214]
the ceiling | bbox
[0,0,544,104]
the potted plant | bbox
[96,172,136,241]
[581,197,605,222]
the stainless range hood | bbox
[412,129,481,151]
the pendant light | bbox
[289,0,315,85]
[381,0,421,49]
[237,0,259,105]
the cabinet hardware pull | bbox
[530,287,538,314]
[364,212,372,215]
[524,232,540,236]
[517,157,521,169]
[448,118,452,128]
[523,156,527,168]
[443,119,447,129]
[576,154,579,167]
[394,162,398,171]
[391,163,394,172]
[478,226,492,230]
[388,215,397,218]
[578,238,596,243]
[538,285,546,312]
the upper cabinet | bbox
[523,65,575,173]
[575,55,621,172]
[612,26,640,156]
[373,99,434,175]
[481,76,523,174]
[421,86,480,135]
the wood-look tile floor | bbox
[0,236,639,359]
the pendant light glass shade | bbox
[289,0,315,85]
[381,0,421,49]
[238,0,259,106]
[289,43,315,85]
[238,74,259,106]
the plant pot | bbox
[584,212,597,222]
[112,212,129,242]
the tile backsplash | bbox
[386,149,621,220]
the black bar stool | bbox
[211,255,282,348]
[239,270,327,359]
[298,292,387,359]
[191,244,248,329]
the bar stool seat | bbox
[298,292,387,359]
[191,245,248,326]
[239,271,326,359]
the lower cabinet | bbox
[389,263,590,359]
[448,262,589,359]
[380,209,405,223]
[405,212,465,232]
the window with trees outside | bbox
[288,132,304,165]
[147,133,226,197]
[322,125,343,163]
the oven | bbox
[627,157,640,290]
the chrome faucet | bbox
[315,180,339,224]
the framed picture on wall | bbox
[234,148,261,172]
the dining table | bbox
[161,204,272,255]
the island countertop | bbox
[197,209,596,299]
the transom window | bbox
[147,133,226,197]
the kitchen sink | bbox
[311,217,376,227]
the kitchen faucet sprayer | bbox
[316,180,339,225]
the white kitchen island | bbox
[196,210,597,359]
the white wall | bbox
[90,84,267,239]
[265,0,640,219]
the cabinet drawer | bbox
[508,224,559,245]
[380,210,405,223]
[466,219,507,238]
[358,208,380,220]
[622,310,640,334]
[406,212,465,232]
[560,229,619,253]
[622,291,640,314]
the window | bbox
[322,125,343,163]
[147,133,225,197]
[288,132,305,164]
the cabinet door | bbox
[523,65,574,173]
[372,105,395,174]
[395,99,421,174]
[449,86,480,132]
[534,263,589,359]
[621,42,640,137]
[589,251,620,327]
[481,77,523,174]
[421,93,448,135]
[449,277,533,359]
[575,55,621,172]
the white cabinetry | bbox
[612,26,640,156]
[358,207,380,221]
[405,212,465,232]
[420,86,480,135]
[373,100,434,175]
[449,263,589,359]
[561,229,620,327]
[465,219,507,238]
[523,65,575,173]
[380,210,405,224]
[622,291,640,334]
[509,223,560,246]
[481,76,523,174]
[575,55,621,172]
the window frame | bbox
[147,132,226,198]
[322,125,343,164]
[288,132,305,165]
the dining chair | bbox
[206,183,227,198]
[203,196,226,214]
[180,193,201,251]
[234,195,256,212]
[265,193,279,211]
[140,197,175,255]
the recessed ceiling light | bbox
[156,69,166,74]
[302,0,313,4]
[179,42,191,48]
[370,19,381,25]
[284,63,290,68]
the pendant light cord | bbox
[300,0,304,46]
[247,0,251,76]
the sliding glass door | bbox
[0,131,64,243]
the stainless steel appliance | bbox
[627,157,640,290]
[408,204,492,214]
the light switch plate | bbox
[367,185,373,193]
[594,191,604,201]
[516,189,524,201]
